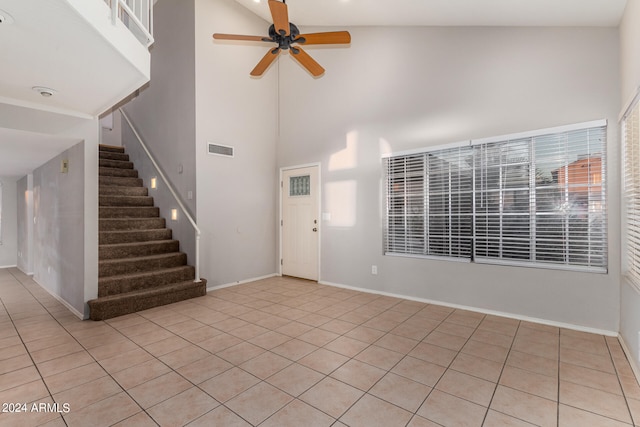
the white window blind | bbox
[474,127,607,270]
[624,99,640,287]
[474,138,532,261]
[384,121,607,272]
[384,146,473,260]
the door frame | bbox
[279,162,322,281]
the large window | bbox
[386,146,473,260]
[624,99,640,287]
[384,120,607,272]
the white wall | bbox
[121,120,198,268]
[10,118,98,319]
[119,0,278,286]
[16,174,33,274]
[621,0,640,107]
[100,110,123,147]
[619,0,640,374]
[123,0,197,217]
[25,117,99,319]
[32,141,87,316]
[0,178,18,267]
[194,0,278,286]
[81,121,99,313]
[120,0,199,271]
[278,26,620,332]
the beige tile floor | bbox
[1,267,640,426]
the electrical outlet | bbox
[187,190,193,200]
[371,265,378,275]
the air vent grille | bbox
[208,143,234,157]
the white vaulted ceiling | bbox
[231,0,628,27]
[0,0,629,177]
[0,0,149,121]
[0,0,150,177]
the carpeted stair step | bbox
[99,229,172,245]
[99,151,129,161]
[99,195,154,207]
[99,186,148,196]
[99,159,134,169]
[99,252,188,277]
[97,266,196,297]
[88,279,207,320]
[99,144,125,153]
[99,176,143,187]
[99,240,179,259]
[99,206,159,218]
[91,143,207,321]
[100,218,166,231]
[99,167,138,178]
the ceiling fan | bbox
[212,0,351,77]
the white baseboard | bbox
[319,280,618,337]
[207,273,278,292]
[32,278,85,320]
[16,265,34,276]
[618,335,640,381]
[0,264,17,269]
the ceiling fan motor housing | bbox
[268,23,304,50]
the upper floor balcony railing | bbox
[105,0,154,48]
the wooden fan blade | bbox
[296,31,351,45]
[213,33,269,42]
[251,48,280,76]
[290,47,325,77]
[268,0,289,36]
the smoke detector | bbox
[0,10,14,25]
[32,86,57,97]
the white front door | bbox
[282,166,319,281]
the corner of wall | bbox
[83,130,99,318]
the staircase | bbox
[88,144,206,320]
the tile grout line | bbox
[605,336,636,425]
[133,308,268,426]
[7,269,163,426]
[2,269,70,427]
[110,291,355,426]
[478,318,521,427]
[186,287,439,424]
[559,332,638,425]
[410,308,495,425]
[4,272,640,426]
[324,301,456,426]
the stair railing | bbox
[119,108,201,283]
[107,0,154,48]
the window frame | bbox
[383,119,608,273]
[384,143,474,263]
